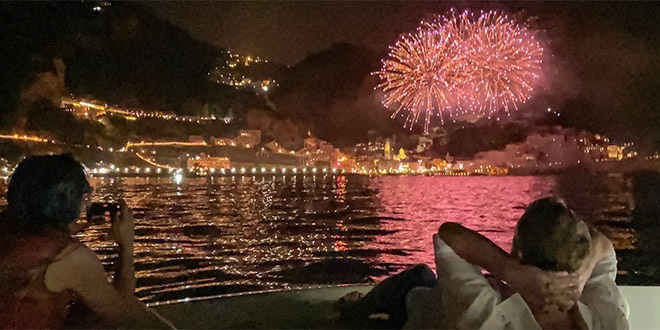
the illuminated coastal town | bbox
[0,94,640,179]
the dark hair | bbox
[5,154,90,235]
[512,198,591,273]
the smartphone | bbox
[87,202,121,225]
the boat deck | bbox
[152,285,659,329]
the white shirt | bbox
[404,236,629,329]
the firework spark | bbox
[375,10,544,131]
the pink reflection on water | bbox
[368,176,554,272]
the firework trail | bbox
[375,9,544,131]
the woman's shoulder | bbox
[44,244,106,294]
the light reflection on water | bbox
[368,176,554,269]
[0,174,637,302]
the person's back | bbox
[0,154,174,329]
[0,224,77,328]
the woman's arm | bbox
[111,201,136,294]
[44,245,174,329]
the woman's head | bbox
[6,154,91,234]
[512,198,591,273]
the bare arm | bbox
[111,201,136,294]
[45,245,174,329]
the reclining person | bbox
[405,198,629,329]
[0,154,173,328]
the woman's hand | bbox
[110,200,134,249]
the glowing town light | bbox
[99,168,107,174]
[124,167,129,173]
[322,168,327,173]
[173,173,183,184]
[293,168,298,173]
[282,168,287,173]
[271,168,276,173]
[251,168,257,173]
[240,167,246,173]
[231,168,236,174]
[302,168,307,173]
[156,168,162,174]
[312,168,317,173]
[261,167,266,173]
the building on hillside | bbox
[211,137,237,146]
[394,148,408,161]
[236,129,261,148]
[61,99,107,118]
[298,137,340,166]
[263,140,288,153]
[607,145,624,160]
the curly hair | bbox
[512,198,591,273]
[5,154,91,235]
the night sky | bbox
[144,1,660,65]
[144,1,660,148]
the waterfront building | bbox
[336,157,357,172]
[376,159,399,173]
[229,148,303,172]
[400,160,422,173]
[187,155,230,170]
[431,158,449,172]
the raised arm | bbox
[437,222,580,314]
[110,200,136,294]
[437,222,519,280]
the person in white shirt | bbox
[405,197,629,329]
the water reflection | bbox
[368,176,554,272]
[0,174,641,302]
